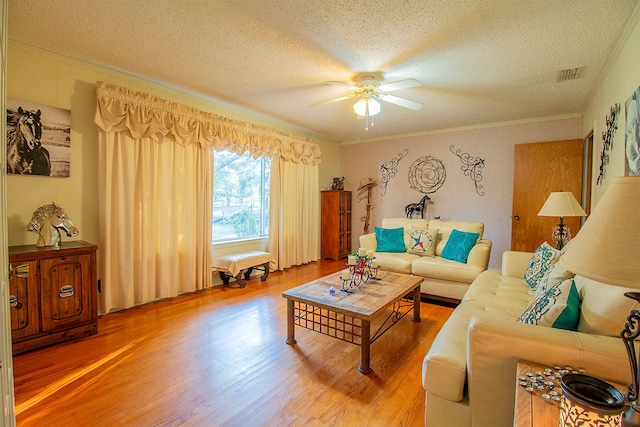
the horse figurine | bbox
[405,194,431,218]
[27,203,78,247]
[6,107,51,175]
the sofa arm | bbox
[359,233,376,252]
[501,251,533,279]
[466,313,630,427]
[466,239,492,269]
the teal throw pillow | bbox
[374,227,406,252]
[524,242,562,290]
[517,278,581,331]
[441,229,479,263]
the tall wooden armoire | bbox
[321,190,352,260]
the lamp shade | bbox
[538,192,587,217]
[353,98,380,117]
[559,176,640,288]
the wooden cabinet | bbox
[8,241,98,355]
[321,190,352,260]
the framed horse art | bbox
[6,99,71,177]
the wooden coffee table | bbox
[282,270,423,374]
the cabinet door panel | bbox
[40,254,92,330]
[9,260,40,339]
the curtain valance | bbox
[94,81,321,165]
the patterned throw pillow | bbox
[440,229,479,263]
[407,228,439,257]
[517,278,580,330]
[374,227,406,252]
[531,263,575,301]
[524,242,562,289]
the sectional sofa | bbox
[422,248,638,426]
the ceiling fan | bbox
[311,72,424,130]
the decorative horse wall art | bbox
[405,194,431,218]
[6,107,51,175]
[27,203,78,247]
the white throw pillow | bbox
[518,278,581,330]
[407,227,439,257]
[576,275,640,337]
[531,263,575,300]
[524,242,562,290]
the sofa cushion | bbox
[374,227,406,252]
[373,252,418,274]
[412,256,484,284]
[517,278,580,330]
[524,242,561,289]
[576,275,640,337]
[441,229,480,263]
[463,270,530,304]
[407,227,438,257]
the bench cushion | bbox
[212,251,275,277]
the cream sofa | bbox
[422,250,638,427]
[359,217,492,302]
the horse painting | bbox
[27,203,78,247]
[405,194,431,218]
[7,107,51,175]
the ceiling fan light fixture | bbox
[353,98,380,117]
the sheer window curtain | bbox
[94,82,320,312]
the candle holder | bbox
[341,253,379,293]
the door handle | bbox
[514,215,520,220]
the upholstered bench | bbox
[212,251,275,288]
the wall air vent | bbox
[556,67,582,82]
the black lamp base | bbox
[624,403,640,427]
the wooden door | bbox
[511,139,584,251]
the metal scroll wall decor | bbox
[449,145,486,196]
[597,103,621,185]
[379,149,408,196]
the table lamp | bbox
[538,191,587,250]
[559,176,640,426]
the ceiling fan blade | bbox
[379,94,423,110]
[310,94,355,107]
[326,81,358,90]
[378,78,422,92]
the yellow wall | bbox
[6,42,340,257]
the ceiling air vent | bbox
[556,67,582,82]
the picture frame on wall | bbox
[626,86,640,176]
[6,99,71,177]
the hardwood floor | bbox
[12,260,454,427]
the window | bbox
[212,150,270,243]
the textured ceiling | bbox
[7,0,640,143]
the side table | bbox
[514,360,626,427]
[514,361,561,427]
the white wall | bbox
[582,10,640,203]
[340,117,582,269]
